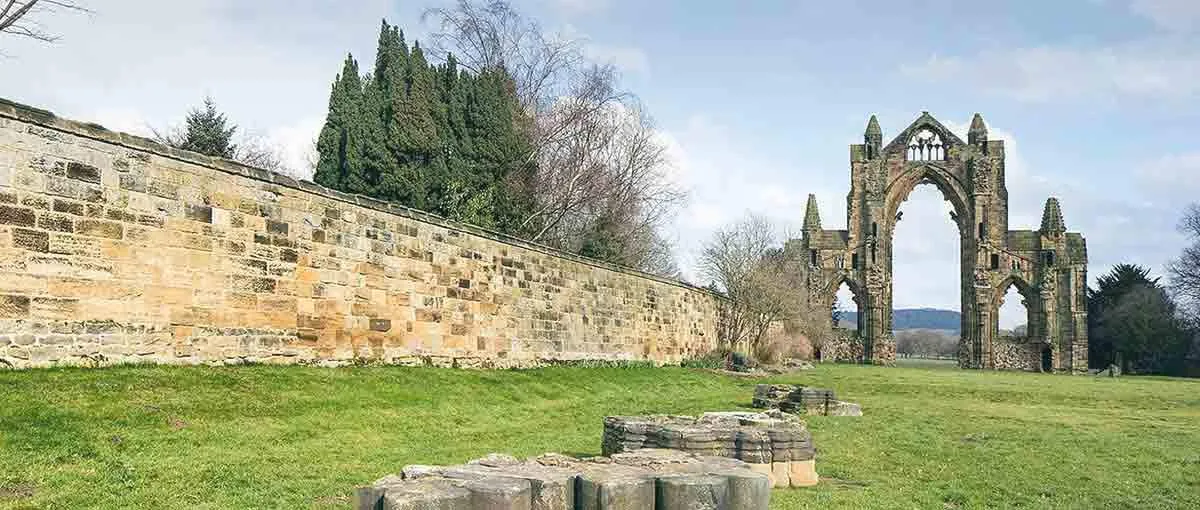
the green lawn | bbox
[1,363,1198,509]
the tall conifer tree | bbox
[314,55,365,191]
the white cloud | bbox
[900,40,1200,103]
[264,116,323,179]
[1130,0,1200,31]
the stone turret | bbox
[803,194,822,232]
[864,115,882,158]
[1040,197,1066,236]
[968,113,988,146]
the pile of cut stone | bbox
[355,449,771,510]
[601,410,816,489]
[752,384,862,417]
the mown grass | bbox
[1,363,1197,509]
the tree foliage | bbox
[156,96,286,174]
[314,20,537,237]
[1088,263,1194,375]
[314,12,682,275]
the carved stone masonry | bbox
[797,113,1089,373]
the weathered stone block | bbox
[656,474,728,510]
[0,204,35,226]
[710,469,769,510]
[370,319,391,332]
[0,294,30,318]
[576,466,655,510]
[13,228,48,252]
[185,204,213,223]
[76,219,123,239]
[465,477,532,510]
[37,213,74,233]
[266,219,288,235]
[382,479,472,510]
[66,162,101,184]
[787,460,818,488]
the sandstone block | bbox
[744,463,775,488]
[502,465,577,510]
[0,204,35,226]
[770,462,790,489]
[709,469,769,510]
[576,465,654,510]
[382,479,472,510]
[465,477,532,510]
[655,473,728,510]
[788,460,818,488]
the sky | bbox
[3,0,1199,327]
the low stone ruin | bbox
[601,411,816,488]
[751,384,862,417]
[354,449,772,510]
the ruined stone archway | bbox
[792,112,1089,372]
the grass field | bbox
[1,363,1198,509]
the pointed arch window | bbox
[906,129,945,161]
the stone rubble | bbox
[751,384,863,417]
[354,449,772,510]
[600,411,817,488]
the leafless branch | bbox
[1170,203,1200,319]
[0,0,89,45]
[424,1,686,275]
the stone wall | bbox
[0,98,720,369]
[993,336,1044,372]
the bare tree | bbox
[1170,203,1200,319]
[422,0,585,111]
[697,215,817,355]
[423,0,685,275]
[0,0,88,44]
[231,132,286,174]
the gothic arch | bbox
[881,163,971,237]
[796,112,1090,373]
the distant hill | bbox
[838,308,961,332]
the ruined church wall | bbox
[0,99,720,369]
[992,337,1042,372]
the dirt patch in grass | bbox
[0,481,36,500]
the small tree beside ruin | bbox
[698,214,826,363]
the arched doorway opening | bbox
[834,281,861,336]
[997,284,1028,338]
[994,279,1040,371]
[887,175,969,363]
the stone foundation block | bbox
[382,479,472,510]
[770,462,791,489]
[655,473,729,510]
[465,477,532,510]
[575,465,655,510]
[788,460,818,488]
[711,469,770,510]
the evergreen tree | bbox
[315,20,536,234]
[177,97,237,158]
[365,21,409,189]
[314,55,365,191]
[380,41,439,209]
[1089,264,1192,375]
